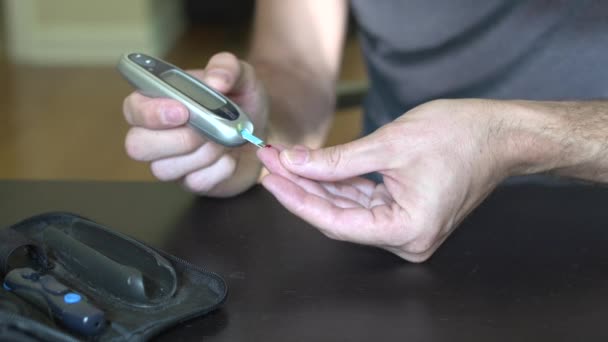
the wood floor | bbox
[0,26,365,181]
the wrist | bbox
[488,100,575,178]
[251,59,334,148]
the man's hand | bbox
[257,99,518,262]
[123,52,268,197]
[121,0,347,197]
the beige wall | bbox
[4,0,184,65]
[0,1,5,59]
[36,0,147,27]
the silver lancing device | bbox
[117,53,266,148]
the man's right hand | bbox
[122,52,269,197]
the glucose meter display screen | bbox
[161,70,226,110]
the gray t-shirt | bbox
[350,0,608,133]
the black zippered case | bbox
[0,212,227,341]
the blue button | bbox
[64,293,82,304]
[3,282,11,291]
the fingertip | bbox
[211,51,239,66]
[203,70,233,93]
[181,156,236,194]
[269,143,287,152]
[203,52,240,93]
[256,146,282,173]
[256,144,277,159]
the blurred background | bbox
[0,0,366,181]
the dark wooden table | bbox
[1,180,607,341]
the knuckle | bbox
[318,229,344,242]
[124,96,159,128]
[122,97,133,123]
[325,146,344,174]
[222,156,237,175]
[376,125,404,155]
[214,156,237,184]
[404,234,438,255]
[375,122,399,139]
[124,129,147,161]
[176,130,200,153]
[122,94,144,126]
[182,156,235,194]
[183,173,212,194]
[391,238,437,263]
[150,161,176,181]
[406,240,433,255]
[239,60,254,78]
[404,252,433,264]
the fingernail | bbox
[162,107,185,125]
[283,146,309,165]
[205,70,230,88]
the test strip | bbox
[240,129,266,148]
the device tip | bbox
[239,129,266,148]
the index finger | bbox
[122,91,189,129]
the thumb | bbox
[279,137,388,181]
[202,52,255,95]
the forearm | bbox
[251,58,336,148]
[499,100,608,183]
[247,0,347,148]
